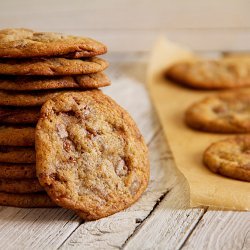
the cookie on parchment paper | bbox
[203,136,250,182]
[185,90,250,133]
[0,28,107,58]
[166,58,250,89]
[36,90,149,220]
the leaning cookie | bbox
[185,90,250,133]
[36,90,149,220]
[0,28,107,58]
[0,72,110,91]
[203,136,250,182]
[166,58,250,89]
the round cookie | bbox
[166,58,250,89]
[203,136,250,182]
[0,192,57,207]
[0,146,35,163]
[0,72,110,91]
[185,90,250,133]
[0,90,72,106]
[0,126,35,146]
[0,57,108,75]
[0,28,107,58]
[0,107,40,124]
[0,163,36,179]
[0,178,43,193]
[36,90,149,220]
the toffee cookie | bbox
[0,28,107,58]
[0,192,57,207]
[0,146,35,163]
[185,90,250,133]
[166,59,250,89]
[0,72,110,91]
[0,90,74,106]
[36,91,149,220]
[0,126,35,146]
[0,163,36,179]
[0,107,40,124]
[0,178,43,193]
[0,57,108,75]
[203,136,250,181]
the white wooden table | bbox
[0,52,248,250]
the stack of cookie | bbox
[0,28,110,207]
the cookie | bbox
[0,163,36,179]
[0,146,35,163]
[0,192,57,207]
[36,91,149,220]
[166,58,250,89]
[0,90,72,106]
[0,28,107,58]
[0,72,110,91]
[185,90,250,133]
[203,136,250,181]
[0,57,108,75]
[0,126,35,146]
[0,107,40,124]
[0,178,43,193]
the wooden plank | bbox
[181,209,250,250]
[0,207,81,249]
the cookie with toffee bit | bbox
[203,136,250,181]
[36,90,149,220]
[167,58,250,89]
[0,163,36,179]
[0,126,35,146]
[0,28,106,58]
[185,90,250,133]
[0,192,56,207]
[0,146,35,163]
[0,178,43,193]
[0,72,110,91]
[0,57,108,75]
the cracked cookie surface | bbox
[167,58,250,89]
[0,28,107,58]
[185,90,250,133]
[0,72,110,91]
[0,57,108,75]
[203,136,250,181]
[36,90,149,220]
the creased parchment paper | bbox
[147,37,250,210]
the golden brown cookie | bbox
[0,107,40,124]
[0,90,74,106]
[0,28,107,58]
[0,146,35,163]
[0,192,57,207]
[166,58,250,89]
[185,90,250,133]
[0,57,108,75]
[0,72,110,91]
[0,126,35,146]
[203,136,250,181]
[0,163,36,179]
[36,91,149,220]
[0,178,43,193]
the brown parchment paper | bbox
[147,37,250,210]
